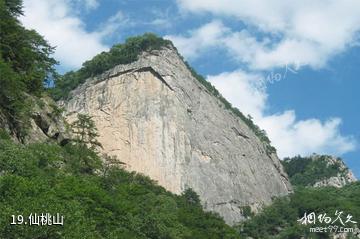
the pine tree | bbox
[69,113,102,174]
[71,113,102,150]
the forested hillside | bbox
[238,156,359,238]
[238,183,360,238]
[0,130,239,238]
[0,0,57,140]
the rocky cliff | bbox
[0,96,70,145]
[62,45,292,224]
[311,155,357,188]
[282,154,357,188]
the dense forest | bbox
[238,183,360,239]
[0,128,240,238]
[237,156,359,238]
[0,0,57,140]
[0,0,359,238]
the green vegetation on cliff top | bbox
[49,32,275,153]
[282,155,347,187]
[49,34,172,101]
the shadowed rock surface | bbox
[0,97,70,145]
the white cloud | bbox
[258,112,356,158]
[97,10,129,37]
[175,0,360,69]
[208,71,356,158]
[171,1,359,157]
[148,18,172,29]
[81,0,99,10]
[206,71,266,119]
[146,8,174,29]
[20,0,108,69]
[166,21,227,58]
[166,21,319,69]
[70,0,99,12]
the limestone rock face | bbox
[63,46,292,224]
[25,97,71,145]
[0,97,70,145]
[311,155,357,188]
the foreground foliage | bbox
[239,155,359,238]
[0,0,57,139]
[239,183,360,238]
[0,134,239,239]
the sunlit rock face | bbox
[63,46,292,225]
[311,155,357,188]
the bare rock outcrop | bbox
[63,46,292,224]
[26,97,70,145]
[0,96,70,145]
[311,155,357,188]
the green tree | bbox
[0,0,57,140]
[69,114,102,174]
[0,136,240,238]
[0,0,57,95]
[238,183,360,239]
[282,155,345,186]
[50,33,172,101]
[71,113,102,150]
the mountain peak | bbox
[62,35,292,224]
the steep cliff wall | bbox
[282,154,357,188]
[63,46,292,224]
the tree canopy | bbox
[0,0,57,139]
[282,155,346,187]
[0,130,240,239]
[49,34,172,101]
[238,183,360,239]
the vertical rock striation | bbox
[63,46,292,224]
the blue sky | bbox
[20,0,360,177]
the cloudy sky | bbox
[20,0,360,176]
